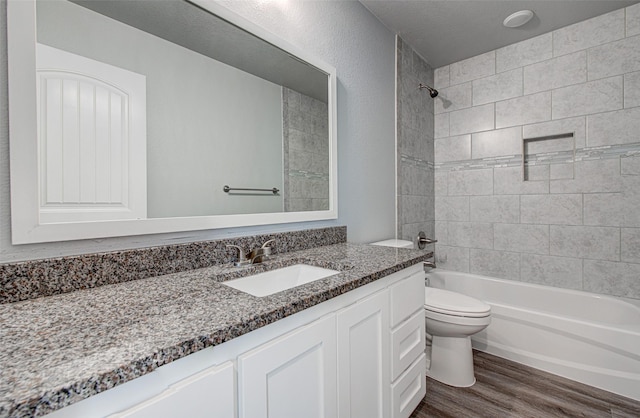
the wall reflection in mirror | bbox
[35,0,330,223]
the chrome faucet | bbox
[227,239,275,267]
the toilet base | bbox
[426,335,476,387]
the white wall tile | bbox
[622,155,640,175]
[624,71,640,108]
[449,51,495,85]
[434,245,469,272]
[521,194,582,225]
[494,166,549,195]
[621,228,640,263]
[434,171,448,196]
[587,107,640,147]
[584,193,623,227]
[472,69,523,106]
[588,35,640,80]
[523,117,586,151]
[434,112,450,139]
[449,103,494,136]
[550,163,575,180]
[552,76,623,119]
[401,195,432,224]
[550,225,620,261]
[434,82,472,114]
[434,221,448,245]
[553,9,625,57]
[524,51,586,95]
[435,135,471,163]
[494,223,549,255]
[622,176,640,227]
[469,249,520,280]
[434,66,450,89]
[628,2,640,37]
[472,127,522,159]
[448,168,493,196]
[550,159,622,194]
[496,33,552,73]
[470,195,520,223]
[520,254,583,289]
[584,259,640,298]
[496,92,551,129]
[448,222,493,249]
[435,196,469,221]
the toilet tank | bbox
[370,239,414,249]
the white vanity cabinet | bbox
[108,362,235,418]
[389,272,427,418]
[237,314,337,418]
[43,263,426,418]
[336,289,390,418]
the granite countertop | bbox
[0,243,430,417]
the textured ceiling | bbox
[360,0,640,68]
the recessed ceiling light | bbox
[503,10,534,28]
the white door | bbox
[337,290,390,418]
[36,43,147,223]
[237,315,337,418]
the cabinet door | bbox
[108,361,235,418]
[237,314,337,418]
[337,290,390,418]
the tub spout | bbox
[424,261,436,270]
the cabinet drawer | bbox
[391,354,426,418]
[391,309,425,381]
[109,361,235,418]
[389,272,425,327]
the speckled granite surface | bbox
[0,242,431,417]
[0,226,347,304]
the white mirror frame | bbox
[7,0,338,244]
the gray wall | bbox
[396,37,435,246]
[0,0,396,262]
[433,3,640,301]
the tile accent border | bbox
[435,142,640,172]
[0,226,347,304]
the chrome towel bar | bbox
[223,185,279,194]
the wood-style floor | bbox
[409,351,640,418]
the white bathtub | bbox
[426,269,640,401]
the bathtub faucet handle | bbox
[417,231,438,250]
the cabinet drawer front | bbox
[391,354,426,418]
[389,272,425,327]
[391,310,425,381]
[109,362,235,418]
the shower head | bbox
[418,83,438,98]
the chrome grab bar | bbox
[223,185,279,194]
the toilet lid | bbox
[425,287,491,317]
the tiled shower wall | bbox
[433,3,640,300]
[396,37,435,244]
[282,87,330,212]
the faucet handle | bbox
[226,245,246,260]
[261,239,275,249]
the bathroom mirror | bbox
[7,0,337,244]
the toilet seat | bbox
[425,287,491,318]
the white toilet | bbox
[370,238,491,388]
[424,287,491,387]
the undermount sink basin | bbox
[222,264,340,297]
